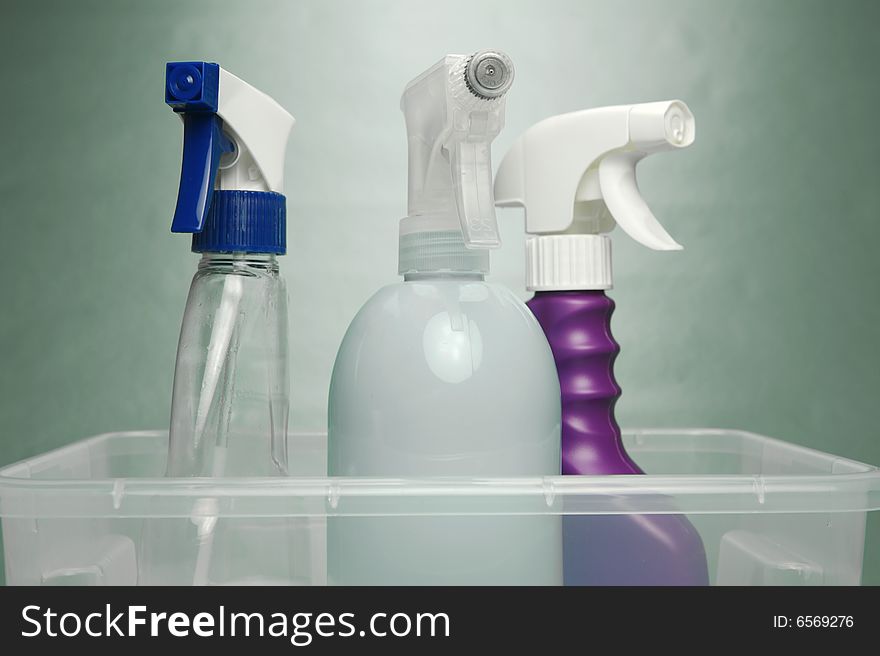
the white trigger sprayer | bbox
[494,101,695,290]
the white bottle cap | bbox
[526,235,611,291]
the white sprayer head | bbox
[398,50,514,275]
[494,101,694,289]
[213,67,295,194]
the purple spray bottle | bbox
[495,101,709,585]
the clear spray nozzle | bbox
[400,50,514,249]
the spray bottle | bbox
[139,62,300,584]
[495,101,709,585]
[327,51,562,585]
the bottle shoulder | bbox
[187,264,287,303]
[355,280,532,320]
[333,279,557,386]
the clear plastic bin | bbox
[0,429,877,585]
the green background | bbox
[0,0,878,583]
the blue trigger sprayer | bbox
[139,62,302,585]
[164,61,294,479]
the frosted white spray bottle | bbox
[495,101,709,584]
[139,62,305,585]
[327,51,562,585]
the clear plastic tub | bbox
[0,429,877,585]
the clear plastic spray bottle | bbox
[139,62,302,585]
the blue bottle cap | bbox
[192,191,286,255]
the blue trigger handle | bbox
[165,61,234,234]
[171,114,234,233]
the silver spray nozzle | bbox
[465,50,514,99]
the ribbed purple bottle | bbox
[495,100,709,585]
[528,291,708,585]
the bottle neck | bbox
[398,229,490,277]
[404,271,485,282]
[198,252,279,274]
